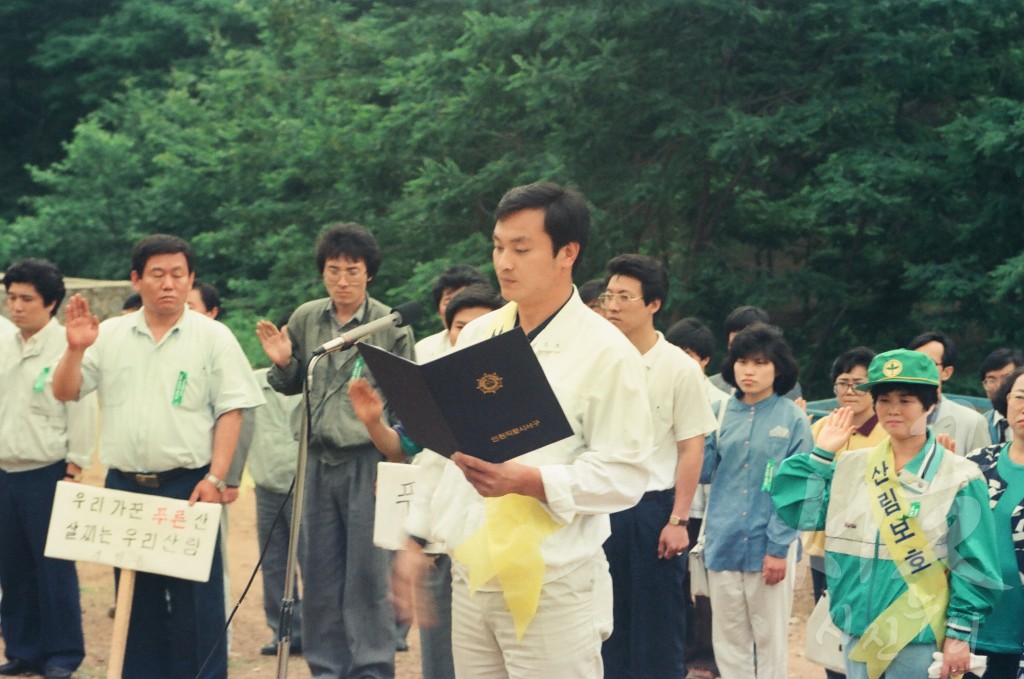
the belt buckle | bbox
[134,473,160,489]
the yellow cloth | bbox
[450,301,564,639]
[847,439,949,679]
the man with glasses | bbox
[599,254,717,679]
[978,347,1023,443]
[806,346,886,679]
[907,330,991,454]
[256,223,415,679]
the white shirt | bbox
[0,315,15,337]
[78,309,264,472]
[414,329,452,363]
[406,291,654,583]
[642,333,717,491]
[0,319,97,472]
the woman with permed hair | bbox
[699,322,813,678]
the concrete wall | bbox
[0,277,134,324]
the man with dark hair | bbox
[577,278,606,314]
[120,292,142,314]
[599,254,716,678]
[398,182,654,677]
[907,330,991,453]
[53,234,264,679]
[188,281,222,319]
[442,284,503,346]
[978,347,1023,443]
[0,259,95,679]
[415,265,489,362]
[709,305,803,401]
[256,222,414,679]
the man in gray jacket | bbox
[256,223,414,679]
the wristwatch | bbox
[668,514,689,527]
[204,473,227,493]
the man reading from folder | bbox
[397,182,654,679]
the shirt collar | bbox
[16,317,59,355]
[729,392,781,412]
[130,307,189,342]
[856,413,879,437]
[320,296,369,330]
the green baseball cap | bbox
[855,348,941,391]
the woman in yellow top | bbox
[807,348,887,679]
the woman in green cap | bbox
[770,348,1002,679]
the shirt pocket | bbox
[171,365,211,412]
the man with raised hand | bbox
[52,234,263,679]
[256,222,415,679]
[397,182,654,678]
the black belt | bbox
[640,488,674,503]
[112,466,203,489]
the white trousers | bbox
[707,544,796,679]
[450,554,612,679]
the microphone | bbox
[311,301,423,356]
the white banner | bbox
[373,462,420,550]
[45,481,222,582]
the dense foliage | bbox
[3,0,1023,396]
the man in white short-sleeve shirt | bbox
[53,234,263,679]
[600,254,717,679]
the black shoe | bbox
[260,642,302,656]
[44,668,74,679]
[0,659,36,676]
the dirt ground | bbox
[2,467,823,678]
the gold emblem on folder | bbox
[476,372,504,394]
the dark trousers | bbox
[0,462,85,673]
[602,489,686,679]
[255,484,302,644]
[810,554,846,679]
[106,467,227,679]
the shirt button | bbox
[741,512,747,517]
[743,464,749,468]
[742,489,748,494]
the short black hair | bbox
[605,253,669,307]
[121,293,142,312]
[316,222,382,278]
[443,284,503,330]
[979,347,1024,380]
[993,366,1024,417]
[577,279,605,306]
[431,265,488,309]
[131,234,194,276]
[907,330,956,367]
[666,317,715,361]
[3,258,65,316]
[721,323,799,396]
[869,382,940,412]
[830,346,876,382]
[191,280,221,315]
[494,182,589,274]
[724,305,771,336]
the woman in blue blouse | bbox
[700,323,813,679]
[966,367,1024,679]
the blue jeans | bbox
[842,634,935,679]
[106,466,228,679]
[301,452,395,679]
[0,462,85,673]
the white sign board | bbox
[373,462,420,550]
[45,481,223,582]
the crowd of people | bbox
[0,180,1022,679]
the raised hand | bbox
[348,378,384,426]
[64,294,100,350]
[255,320,293,368]
[813,406,858,453]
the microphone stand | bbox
[275,353,322,679]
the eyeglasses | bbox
[833,381,867,395]
[323,266,367,283]
[597,292,644,308]
[982,376,1006,388]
